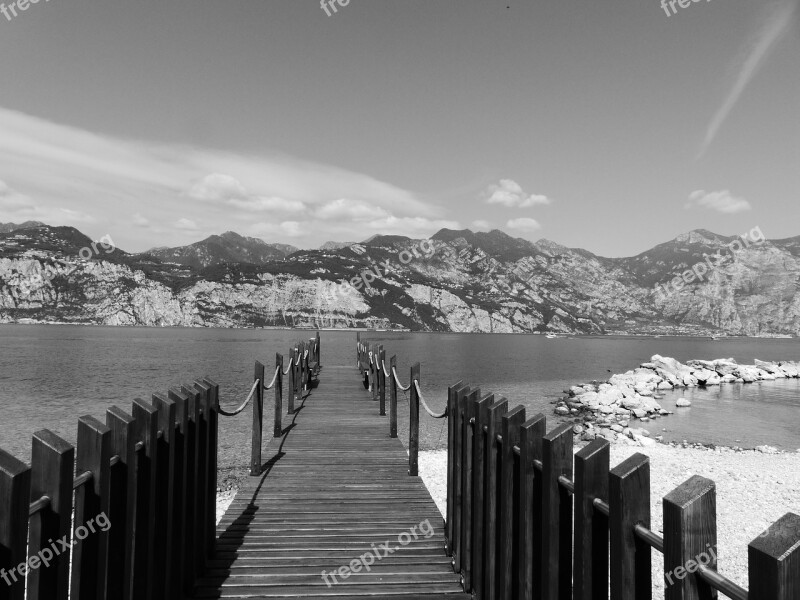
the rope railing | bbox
[414,379,447,419]
[391,365,412,391]
[282,356,294,375]
[218,379,260,417]
[263,364,280,390]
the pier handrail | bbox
[354,332,799,600]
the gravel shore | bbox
[418,444,800,595]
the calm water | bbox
[0,326,798,470]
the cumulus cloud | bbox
[471,220,491,230]
[506,217,541,233]
[686,190,752,214]
[315,198,390,222]
[132,213,150,227]
[175,218,199,231]
[485,179,551,207]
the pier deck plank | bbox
[193,365,467,599]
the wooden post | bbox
[202,377,220,560]
[251,361,265,476]
[471,393,492,600]
[316,331,321,366]
[379,347,387,416]
[106,407,137,600]
[152,392,176,599]
[180,384,201,592]
[541,422,574,600]
[288,348,295,413]
[28,430,73,600]
[389,355,398,438]
[71,415,112,600]
[166,390,188,600]
[574,438,610,600]
[499,405,526,600]
[452,385,469,574]
[409,362,421,476]
[663,476,717,600]
[518,413,546,600]
[460,389,479,591]
[193,380,212,570]
[0,449,30,600]
[484,397,508,600]
[610,453,652,600]
[294,345,301,401]
[356,332,361,368]
[299,341,307,392]
[131,399,158,600]
[274,354,284,437]
[445,382,466,556]
[749,512,800,600]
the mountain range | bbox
[1,222,798,335]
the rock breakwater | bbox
[555,355,800,447]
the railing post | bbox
[193,380,212,570]
[106,407,137,600]
[316,331,321,366]
[251,361,265,476]
[27,430,73,600]
[180,385,201,592]
[574,438,610,600]
[202,377,220,559]
[445,382,467,556]
[610,453,652,600]
[663,476,717,600]
[152,393,176,599]
[499,405,526,600]
[470,393,492,600]
[461,389,481,591]
[131,399,158,600]
[379,347,386,416]
[389,355,398,438]
[166,389,188,600]
[452,385,469,575]
[294,345,301,402]
[749,513,800,600]
[0,449,30,600]
[484,396,508,600]
[409,362,420,476]
[519,413,546,600]
[299,341,307,391]
[71,415,112,600]
[356,332,361,368]
[541,422,574,600]
[274,354,284,437]
[288,347,295,413]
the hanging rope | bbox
[381,359,391,378]
[282,356,294,375]
[414,379,447,419]
[392,366,412,391]
[218,379,260,417]
[263,364,280,390]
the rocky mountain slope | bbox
[1,222,798,335]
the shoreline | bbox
[556,354,800,448]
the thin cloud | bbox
[699,0,798,158]
[484,179,551,207]
[686,190,752,214]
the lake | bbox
[0,325,798,471]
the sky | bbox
[0,0,798,256]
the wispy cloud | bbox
[699,0,798,158]
[484,179,551,208]
[0,107,454,250]
[685,189,752,214]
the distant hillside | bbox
[0,221,45,234]
[141,231,295,268]
[1,223,798,335]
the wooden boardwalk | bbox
[194,364,468,599]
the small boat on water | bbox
[546,334,558,339]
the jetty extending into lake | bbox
[0,333,798,599]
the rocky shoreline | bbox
[554,355,800,448]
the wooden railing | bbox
[354,333,800,600]
[446,382,800,600]
[0,330,321,600]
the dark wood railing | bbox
[356,333,800,600]
[0,330,320,600]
